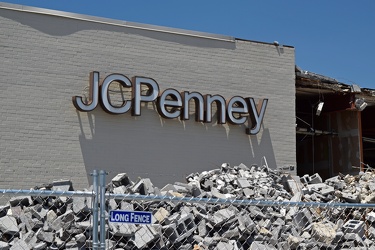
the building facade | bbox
[0,3,296,189]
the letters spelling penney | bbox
[72,72,268,135]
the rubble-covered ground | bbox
[1,163,375,249]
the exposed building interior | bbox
[295,66,375,180]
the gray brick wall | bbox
[0,6,295,190]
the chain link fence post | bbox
[91,170,99,250]
[99,170,107,250]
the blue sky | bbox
[3,0,375,89]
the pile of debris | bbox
[0,163,375,249]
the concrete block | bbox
[65,240,78,249]
[6,206,22,219]
[214,241,240,250]
[176,213,197,239]
[154,207,169,223]
[173,182,192,193]
[162,212,178,225]
[36,228,54,243]
[368,183,375,192]
[191,185,202,197]
[366,211,375,223]
[51,210,75,231]
[243,188,255,198]
[131,178,154,195]
[249,242,276,250]
[9,239,28,250]
[0,216,19,235]
[308,173,322,184]
[258,219,272,229]
[31,204,48,221]
[212,206,237,225]
[72,196,91,213]
[248,206,266,219]
[160,183,177,193]
[300,174,310,184]
[307,183,334,196]
[0,241,10,250]
[270,225,282,245]
[33,242,47,250]
[111,173,132,187]
[293,208,312,229]
[132,225,160,248]
[343,220,365,238]
[162,223,179,243]
[197,219,207,237]
[211,187,233,199]
[52,180,73,192]
[222,227,240,239]
[21,230,36,244]
[119,201,133,211]
[332,231,344,244]
[344,232,365,246]
[286,192,301,217]
[9,196,31,207]
[109,222,137,237]
[238,213,255,233]
[287,235,302,250]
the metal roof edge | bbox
[236,38,294,48]
[0,1,235,43]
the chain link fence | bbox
[1,170,375,249]
[105,194,375,250]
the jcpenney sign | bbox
[72,72,268,135]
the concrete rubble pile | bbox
[0,163,375,249]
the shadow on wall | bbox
[2,8,236,49]
[77,107,276,188]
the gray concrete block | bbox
[9,196,31,207]
[243,188,255,198]
[249,241,276,250]
[132,225,160,249]
[197,219,207,237]
[214,241,240,250]
[367,211,375,223]
[309,173,323,184]
[32,242,47,250]
[0,241,10,250]
[72,196,91,214]
[212,206,237,225]
[109,222,137,237]
[9,239,28,250]
[238,213,255,234]
[343,220,365,238]
[36,228,54,243]
[111,173,132,187]
[65,240,78,249]
[342,192,360,203]
[52,180,73,192]
[222,227,240,239]
[51,210,75,231]
[6,206,22,219]
[176,213,197,239]
[293,208,312,230]
[0,216,19,235]
[211,187,233,199]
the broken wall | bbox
[297,110,361,179]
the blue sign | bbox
[109,210,152,224]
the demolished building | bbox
[296,67,375,179]
[0,2,374,192]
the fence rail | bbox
[0,170,375,249]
